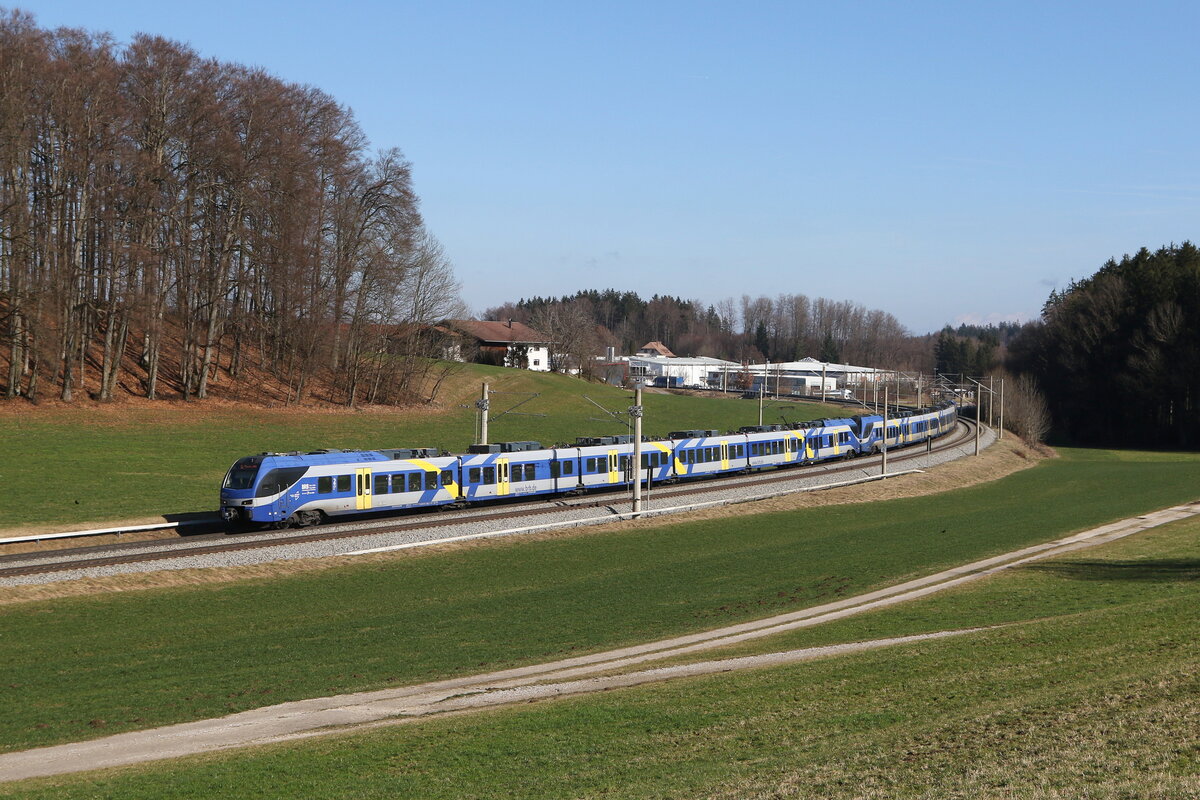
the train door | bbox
[720,441,729,470]
[497,458,510,497]
[271,493,287,523]
[355,467,373,510]
[607,450,619,483]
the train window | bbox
[523,464,536,481]
[441,470,454,487]
[585,457,595,473]
[469,467,481,484]
[337,475,351,493]
[374,475,390,495]
[483,466,495,484]
[408,473,422,492]
[563,460,574,475]
[318,476,332,494]
[619,456,629,473]
[686,450,695,464]
[425,471,438,490]
[551,461,560,478]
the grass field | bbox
[0,364,841,530]
[3,465,1198,797]
[0,446,1197,762]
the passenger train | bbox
[219,402,959,530]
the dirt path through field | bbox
[2,498,1198,783]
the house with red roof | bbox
[439,319,552,371]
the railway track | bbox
[0,419,982,582]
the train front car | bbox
[220,451,320,529]
[220,448,459,530]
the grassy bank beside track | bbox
[0,365,842,531]
[8,517,1200,798]
[0,447,1197,760]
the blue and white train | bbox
[219,402,958,529]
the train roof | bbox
[245,448,445,467]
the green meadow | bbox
[2,452,1198,797]
[0,446,1196,761]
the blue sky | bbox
[12,1,1200,334]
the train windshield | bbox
[223,457,263,490]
